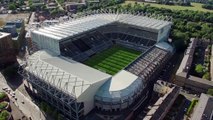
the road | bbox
[0,73,46,120]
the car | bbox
[7,89,11,93]
[2,87,8,90]
[184,108,187,113]
[5,89,10,93]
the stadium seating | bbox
[73,39,91,52]
[60,42,81,57]
[60,26,158,62]
[125,47,169,81]
[60,31,112,61]
[100,24,158,41]
[103,32,154,51]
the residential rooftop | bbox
[177,38,198,74]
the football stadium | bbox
[20,12,174,120]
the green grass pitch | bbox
[84,45,142,75]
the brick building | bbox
[0,32,16,67]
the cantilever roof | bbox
[109,70,139,91]
[26,50,111,98]
[95,70,144,102]
[0,32,10,39]
[155,42,174,53]
[32,13,172,41]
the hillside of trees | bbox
[78,0,125,11]
[155,0,191,6]
[202,0,213,10]
[203,4,213,10]
[202,2,213,10]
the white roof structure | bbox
[26,50,148,114]
[0,32,10,39]
[26,50,146,100]
[109,70,139,91]
[26,50,111,98]
[95,70,144,102]
[31,13,172,41]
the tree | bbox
[202,72,210,80]
[41,5,47,11]
[53,110,58,120]
[171,29,189,52]
[57,0,64,5]
[0,110,10,120]
[173,39,186,52]
[195,64,204,74]
[28,0,32,6]
[40,102,47,112]
[0,92,7,100]
[207,89,213,96]
[202,4,213,10]
[57,114,64,120]
[0,102,8,110]
[18,0,24,6]
[8,3,16,10]
[46,104,53,114]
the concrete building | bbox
[191,93,213,120]
[175,38,213,93]
[0,32,16,67]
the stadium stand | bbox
[126,47,168,77]
[60,31,112,61]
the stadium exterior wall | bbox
[157,25,171,42]
[31,31,60,55]
[77,77,110,115]
[23,72,84,120]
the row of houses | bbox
[175,38,213,93]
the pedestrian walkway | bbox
[0,74,46,120]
